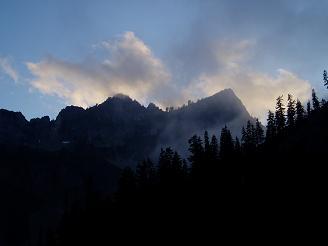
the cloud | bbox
[27,32,311,122]
[27,32,170,107]
[182,40,311,121]
[0,57,19,82]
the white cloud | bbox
[26,33,311,122]
[0,57,19,82]
[183,40,311,121]
[27,32,170,107]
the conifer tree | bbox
[172,151,182,168]
[295,99,305,123]
[241,126,246,147]
[307,100,311,116]
[275,95,286,134]
[219,125,234,160]
[171,151,184,183]
[255,118,264,145]
[204,130,210,155]
[188,135,204,176]
[241,121,256,153]
[265,110,276,142]
[312,88,320,111]
[234,137,241,154]
[248,120,256,148]
[247,121,254,142]
[287,94,296,128]
[158,148,174,183]
[209,135,219,162]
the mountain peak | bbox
[0,109,27,124]
[102,93,134,105]
[56,106,85,121]
[207,88,244,107]
[147,102,161,111]
[212,88,236,98]
[112,93,132,100]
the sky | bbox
[1,0,328,122]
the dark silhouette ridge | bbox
[48,88,328,245]
[1,83,327,245]
[0,109,29,145]
[0,89,253,167]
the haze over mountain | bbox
[0,88,253,167]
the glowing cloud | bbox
[27,33,311,122]
[182,40,311,121]
[27,32,170,107]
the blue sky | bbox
[1,0,328,121]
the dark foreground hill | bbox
[0,146,121,246]
[0,89,252,167]
[2,88,326,245]
[46,94,328,245]
[0,89,254,245]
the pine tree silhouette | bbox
[247,120,256,146]
[265,110,276,143]
[172,151,183,179]
[234,137,241,155]
[255,118,264,145]
[241,126,247,147]
[312,88,320,111]
[209,135,219,162]
[188,135,204,178]
[219,125,234,160]
[204,130,210,156]
[296,99,305,124]
[307,100,311,116]
[275,95,286,135]
[241,121,256,153]
[287,94,296,128]
[158,147,174,184]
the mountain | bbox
[0,88,254,245]
[0,109,28,144]
[41,92,328,246]
[0,88,253,167]
[3,87,326,245]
